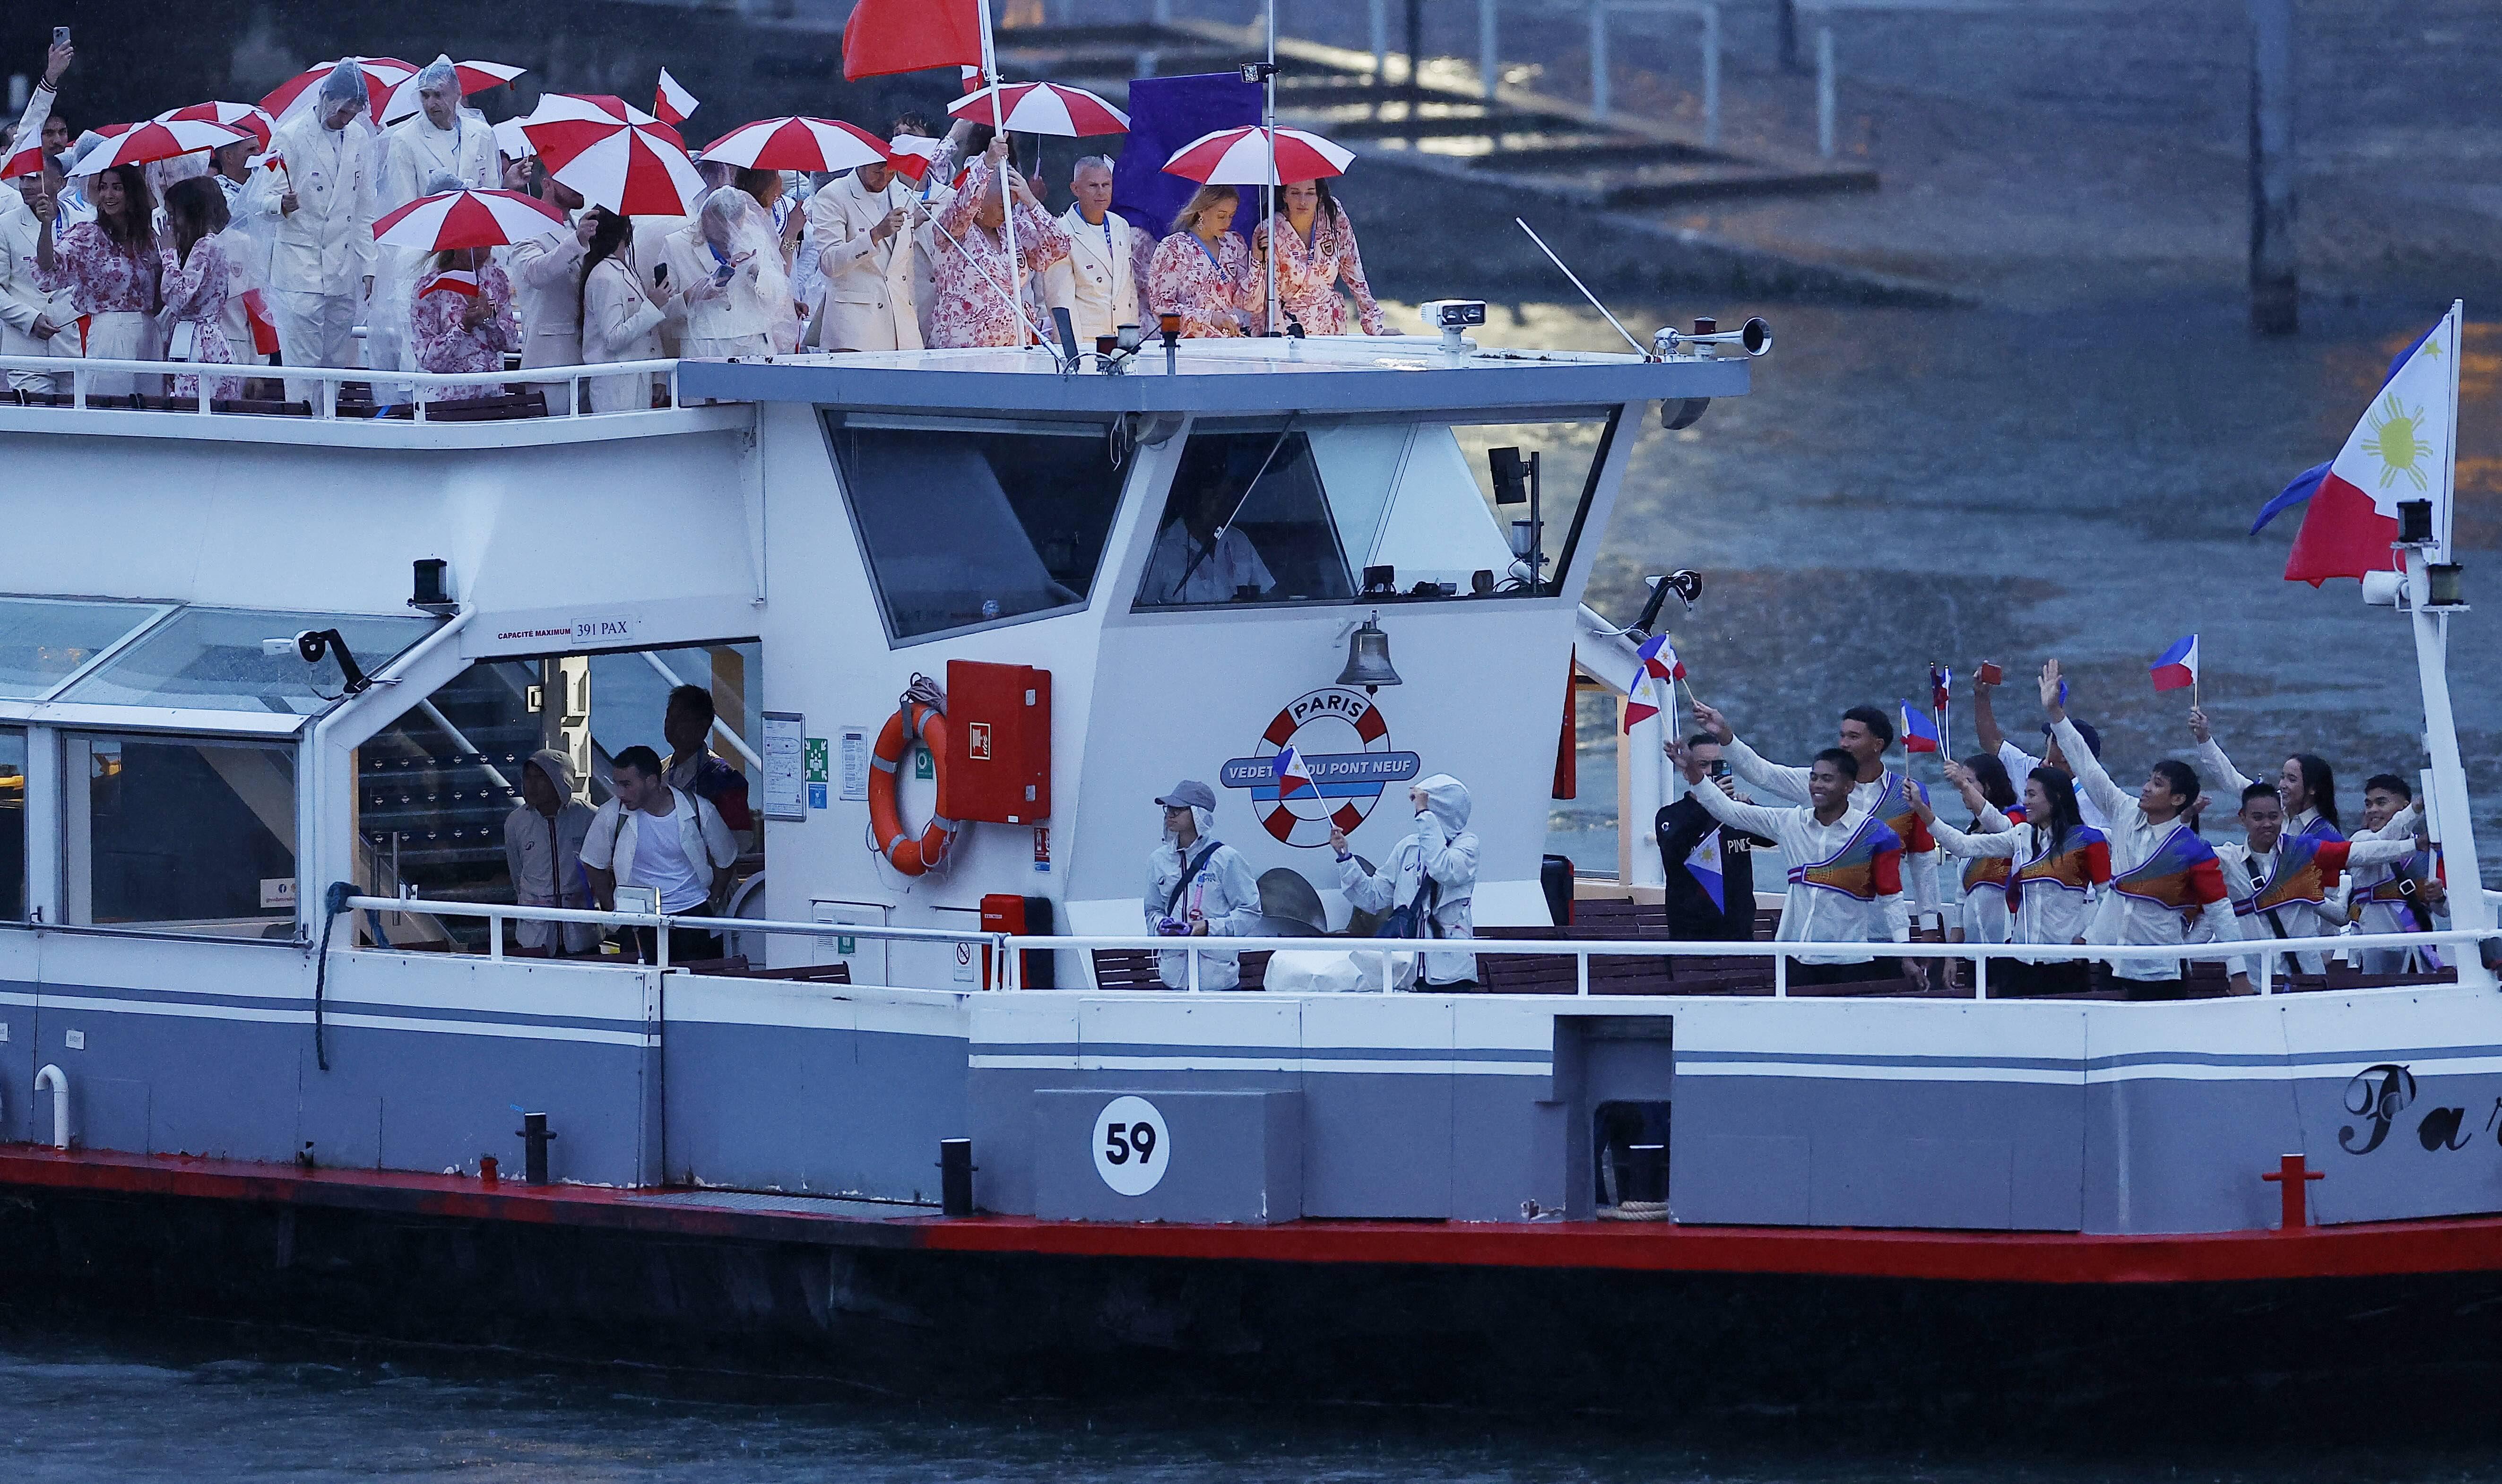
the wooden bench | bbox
[1090,947,1271,990]
[680,956,853,984]
[338,387,549,422]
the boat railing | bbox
[0,353,683,422]
[333,894,2496,1001]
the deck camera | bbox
[271,629,372,696]
[1420,300,1486,354]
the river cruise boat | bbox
[0,318,2497,1412]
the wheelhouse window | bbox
[63,734,296,938]
[826,414,1130,643]
[1133,412,1617,609]
[0,729,22,921]
[0,597,172,699]
[56,607,436,716]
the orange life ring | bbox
[868,700,959,876]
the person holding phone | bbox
[662,188,777,358]
[577,206,676,411]
[1655,734,1767,942]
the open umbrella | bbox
[701,116,887,174]
[156,102,275,151]
[1162,125,1351,186]
[521,95,701,216]
[69,118,250,176]
[378,60,529,127]
[374,188,569,251]
[260,58,419,127]
[945,82,1129,137]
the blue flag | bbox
[1111,73,1261,247]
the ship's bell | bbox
[1336,615,1403,694]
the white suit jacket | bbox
[509,220,588,369]
[380,112,495,210]
[249,114,378,297]
[1043,205,1140,345]
[0,198,73,355]
[807,171,919,352]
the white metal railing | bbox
[1590,0,1720,142]
[334,894,2492,1001]
[0,354,683,422]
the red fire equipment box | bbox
[981,893,1056,989]
[942,660,1051,824]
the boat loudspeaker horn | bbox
[1335,613,1403,694]
[1651,316,1772,361]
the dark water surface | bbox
[9,1316,2502,1483]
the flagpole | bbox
[1264,0,1279,337]
[974,0,1023,345]
[2443,299,2462,563]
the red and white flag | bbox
[885,133,946,183]
[840,0,985,81]
[241,289,281,355]
[654,69,700,127]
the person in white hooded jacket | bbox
[1143,779,1263,990]
[503,747,599,956]
[1331,774,1480,989]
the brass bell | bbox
[1336,614,1402,694]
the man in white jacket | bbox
[1691,698,1942,927]
[375,60,496,380]
[1671,742,1916,988]
[1331,774,1480,990]
[2,40,75,392]
[1143,779,1263,990]
[247,62,378,404]
[1042,155,1139,346]
[807,151,919,352]
[582,745,739,965]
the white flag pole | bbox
[2441,298,2462,563]
[975,0,1022,345]
[1265,0,1278,337]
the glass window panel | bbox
[65,734,295,937]
[828,418,1128,641]
[0,597,169,699]
[0,729,21,921]
[1441,416,1613,590]
[1135,428,1356,609]
[60,608,437,716]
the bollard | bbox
[939,1138,976,1217]
[2261,1152,2322,1229]
[479,1155,499,1188]
[515,1112,556,1185]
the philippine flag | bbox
[1685,830,1726,913]
[1899,702,1940,754]
[2254,304,2460,584]
[1635,633,1685,683]
[1621,673,1662,733]
[2149,634,2199,692]
[1929,664,1951,712]
[1273,744,1317,799]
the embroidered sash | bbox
[2111,824,2217,910]
[1961,805,2026,896]
[2007,825,2106,909]
[2242,834,2330,916]
[1787,816,1902,902]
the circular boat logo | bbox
[1093,1095,1170,1196]
[1219,686,1420,847]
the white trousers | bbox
[269,288,358,405]
[3,328,78,394]
[80,311,160,398]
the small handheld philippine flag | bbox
[1685,830,1725,912]
[1929,664,1951,712]
[1635,632,1685,682]
[1621,673,1663,733]
[1273,744,1317,799]
[2149,634,2199,693]
[1898,701,1941,753]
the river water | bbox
[7,296,2497,1473]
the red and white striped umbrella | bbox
[69,118,251,176]
[1162,125,1352,186]
[521,95,701,216]
[945,82,1129,138]
[701,116,887,173]
[374,188,570,250]
[378,60,529,126]
[260,57,419,127]
[156,102,276,151]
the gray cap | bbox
[1155,780,1216,811]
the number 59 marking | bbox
[1091,1095,1170,1196]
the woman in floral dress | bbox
[35,162,160,396]
[1246,178,1386,337]
[408,244,515,402]
[926,138,1070,349]
[1144,185,1248,339]
[157,177,242,402]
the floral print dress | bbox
[158,235,241,401]
[925,159,1071,349]
[409,260,516,400]
[1247,205,1386,336]
[1145,230,1249,339]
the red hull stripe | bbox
[12,1147,2502,1285]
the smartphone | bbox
[1977,661,2003,686]
[711,263,735,286]
[652,262,668,287]
[53,25,70,45]
[1708,759,1732,781]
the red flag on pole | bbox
[841,0,986,81]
